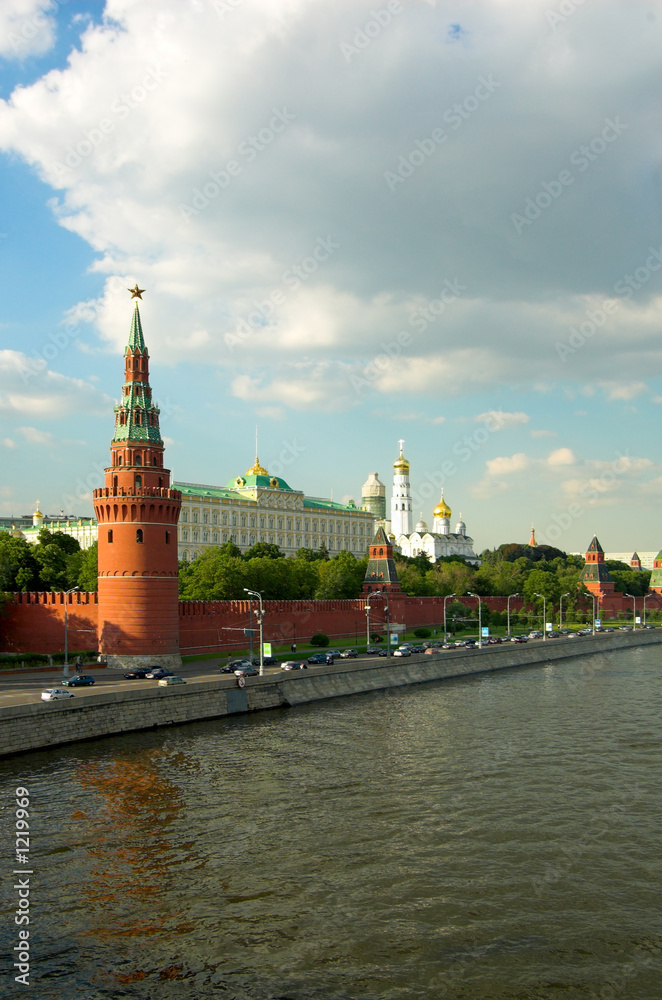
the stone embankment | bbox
[2,631,661,758]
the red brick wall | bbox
[1,592,98,654]
[3,591,661,656]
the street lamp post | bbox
[591,594,598,635]
[559,592,570,630]
[625,593,637,630]
[507,593,519,637]
[244,589,265,675]
[534,592,547,640]
[385,598,391,657]
[365,592,379,649]
[443,593,457,641]
[643,592,656,626]
[63,586,80,679]
[468,592,482,648]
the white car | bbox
[158,676,186,686]
[41,688,74,701]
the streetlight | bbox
[385,598,391,657]
[443,593,457,641]
[507,592,519,637]
[244,589,265,675]
[625,593,637,630]
[63,586,80,679]
[467,592,482,648]
[534,592,547,640]
[590,593,598,635]
[365,592,380,649]
[559,592,570,630]
[643,592,656,627]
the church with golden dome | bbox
[380,440,479,565]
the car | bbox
[408,645,426,653]
[378,648,390,656]
[63,675,96,687]
[528,631,543,639]
[547,631,562,639]
[365,645,382,654]
[425,646,443,654]
[393,648,411,657]
[281,660,307,670]
[340,648,358,658]
[158,675,186,686]
[252,656,279,667]
[619,625,633,632]
[226,659,252,671]
[123,668,152,679]
[307,653,329,664]
[234,666,259,677]
[326,649,342,659]
[510,635,525,643]
[41,688,74,701]
[145,668,174,679]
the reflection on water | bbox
[1,646,661,999]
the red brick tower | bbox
[362,526,402,594]
[92,287,182,669]
[578,535,615,597]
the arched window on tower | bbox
[135,453,142,466]
[135,475,142,490]
[113,475,118,492]
[118,455,123,465]
[153,457,157,466]
[136,529,143,543]
[108,529,113,543]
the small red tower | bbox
[92,287,182,669]
[577,535,615,597]
[362,527,402,594]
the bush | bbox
[310,632,329,647]
[370,633,383,643]
[412,627,432,638]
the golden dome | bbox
[433,492,452,520]
[394,440,409,472]
[246,456,269,476]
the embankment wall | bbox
[2,630,660,759]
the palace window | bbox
[212,513,218,524]
[213,531,219,543]
[232,513,237,526]
[203,512,208,524]
[193,530,199,542]
[241,514,246,527]
[277,517,283,530]
[182,511,188,522]
[192,511,198,523]
[203,530,209,542]
[250,516,256,528]
[222,513,228,525]
[260,516,265,528]
[268,516,274,529]
[321,520,326,531]
[183,529,189,541]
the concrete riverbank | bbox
[2,630,661,758]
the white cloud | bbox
[530,429,556,438]
[546,447,575,466]
[0,0,660,410]
[0,0,56,59]
[2,437,16,448]
[597,381,649,401]
[474,410,530,429]
[486,453,530,476]
[18,426,55,445]
[0,349,111,417]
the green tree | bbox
[315,551,366,599]
[178,548,247,599]
[0,535,39,592]
[76,542,98,591]
[243,542,284,560]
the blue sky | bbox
[1,0,661,554]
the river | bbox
[1,645,661,999]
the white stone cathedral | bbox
[383,441,479,565]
